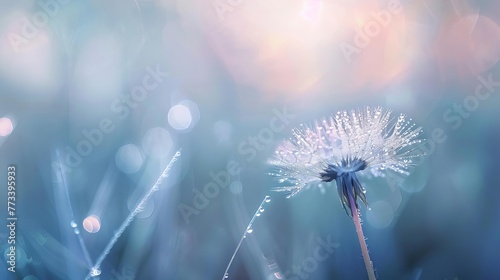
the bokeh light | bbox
[168,104,192,130]
[200,0,419,101]
[0,117,14,136]
[4,246,28,269]
[168,99,200,131]
[1,1,499,279]
[83,215,101,233]
[115,144,144,174]
[435,13,500,79]
[400,165,429,193]
[141,127,173,158]
[229,181,243,194]
[0,13,62,96]
[366,200,394,229]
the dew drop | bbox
[70,221,77,228]
[256,213,261,217]
[90,268,101,276]
[259,208,265,213]
[265,196,271,203]
[224,273,229,278]
[246,228,253,234]
[74,228,80,234]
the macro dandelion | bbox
[269,106,425,280]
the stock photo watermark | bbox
[178,160,242,224]
[282,235,340,280]
[111,265,136,280]
[178,107,295,224]
[5,165,17,273]
[8,0,71,52]
[416,71,500,161]
[339,0,403,63]
[442,73,500,129]
[237,107,296,162]
[52,64,169,174]
[383,71,500,200]
[178,68,499,225]
[213,0,244,21]
[378,69,497,194]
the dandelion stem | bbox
[222,195,271,280]
[348,194,376,280]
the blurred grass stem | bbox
[86,149,181,279]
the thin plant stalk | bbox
[222,195,271,280]
[55,150,94,270]
[86,149,182,279]
[348,194,376,280]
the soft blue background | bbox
[0,0,499,279]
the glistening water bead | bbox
[90,268,101,277]
[222,195,272,280]
[269,107,424,199]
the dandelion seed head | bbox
[269,107,425,214]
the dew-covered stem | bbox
[222,195,271,280]
[86,149,182,279]
[348,193,376,280]
[54,150,94,270]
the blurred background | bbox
[0,0,499,279]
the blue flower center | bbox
[320,158,368,216]
[320,158,367,182]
